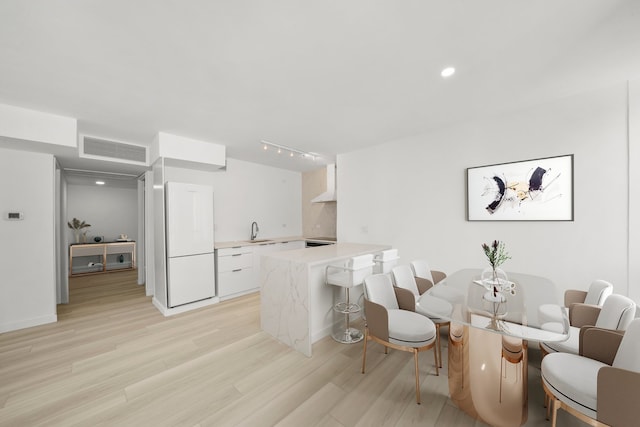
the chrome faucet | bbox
[250,221,259,240]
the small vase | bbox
[483,290,506,303]
[481,267,507,289]
[74,230,81,243]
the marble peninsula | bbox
[260,242,390,357]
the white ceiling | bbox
[1,0,640,180]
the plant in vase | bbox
[481,240,511,298]
[67,218,91,243]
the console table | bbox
[69,241,136,276]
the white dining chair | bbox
[538,279,613,325]
[392,264,452,368]
[362,273,439,404]
[410,259,446,291]
[541,294,636,356]
[542,318,640,427]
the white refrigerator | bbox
[165,182,215,308]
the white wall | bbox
[144,171,155,296]
[629,78,640,303]
[302,167,337,237]
[55,165,70,304]
[165,157,302,242]
[0,103,77,148]
[66,184,138,243]
[338,81,633,302]
[152,159,167,307]
[152,132,226,167]
[0,148,57,332]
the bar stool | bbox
[326,254,375,343]
[373,249,399,274]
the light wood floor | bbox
[0,271,588,427]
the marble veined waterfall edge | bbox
[260,243,391,357]
[261,257,312,356]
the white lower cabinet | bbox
[216,246,254,300]
[216,240,306,300]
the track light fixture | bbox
[260,140,319,161]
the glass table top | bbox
[416,268,569,342]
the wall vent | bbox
[80,135,148,165]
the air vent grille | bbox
[82,136,147,164]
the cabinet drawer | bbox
[71,244,105,257]
[218,268,255,297]
[105,242,135,254]
[217,246,252,256]
[217,252,253,271]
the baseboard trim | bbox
[0,314,58,333]
[152,296,220,316]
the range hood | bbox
[311,164,337,203]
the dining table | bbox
[416,268,570,427]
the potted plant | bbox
[68,218,91,243]
[481,240,511,298]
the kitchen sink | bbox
[245,239,273,243]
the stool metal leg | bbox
[332,287,363,344]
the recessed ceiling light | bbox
[441,67,456,78]
[96,181,105,185]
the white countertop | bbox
[263,242,390,267]
[214,236,305,249]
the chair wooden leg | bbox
[544,392,549,411]
[361,328,368,374]
[545,393,551,420]
[436,323,442,368]
[433,345,439,376]
[542,382,552,420]
[414,349,421,404]
[551,397,558,427]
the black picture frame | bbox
[466,154,574,221]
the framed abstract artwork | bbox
[467,154,574,221]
